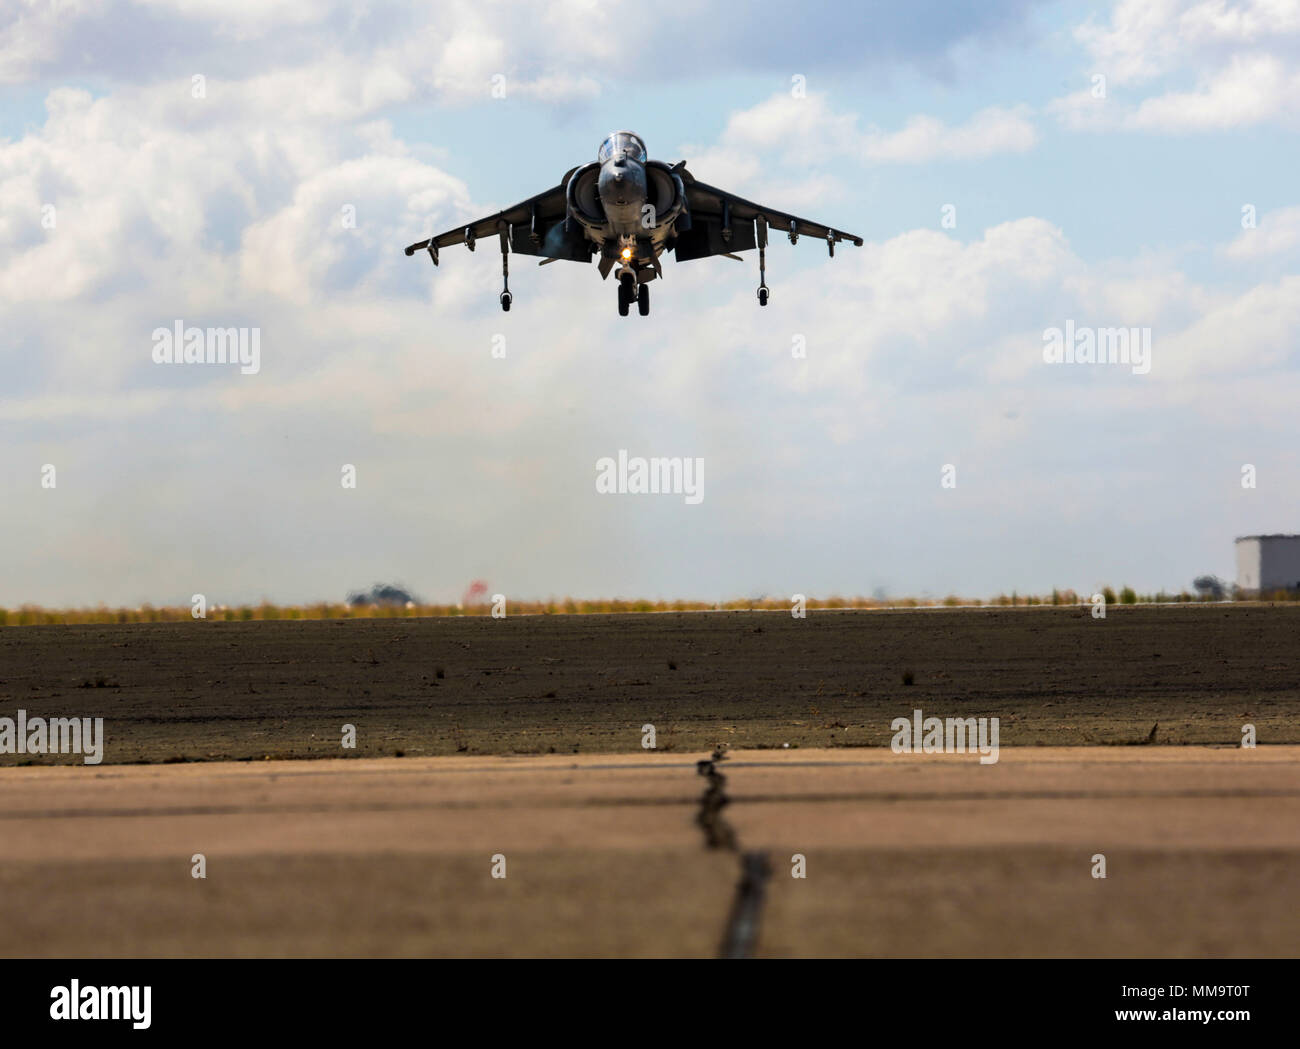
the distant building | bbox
[1235,535,1300,594]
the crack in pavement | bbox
[695,747,772,959]
[695,749,737,850]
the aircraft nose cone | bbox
[598,159,646,210]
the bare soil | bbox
[1,606,1295,765]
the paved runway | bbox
[1,747,1296,956]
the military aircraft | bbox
[403,131,862,315]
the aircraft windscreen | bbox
[598,132,646,164]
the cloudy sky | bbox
[3,0,1298,607]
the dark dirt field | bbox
[1,605,1296,766]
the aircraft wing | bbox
[404,183,588,262]
[676,176,863,261]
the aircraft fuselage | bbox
[597,151,648,236]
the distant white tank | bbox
[1235,535,1300,594]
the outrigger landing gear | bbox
[756,215,769,306]
[498,228,512,311]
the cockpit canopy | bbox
[598,131,647,164]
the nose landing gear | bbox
[617,272,650,316]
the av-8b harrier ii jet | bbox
[404,131,862,315]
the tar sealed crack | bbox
[695,746,773,958]
[721,851,773,960]
[695,748,738,849]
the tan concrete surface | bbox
[1,746,1296,956]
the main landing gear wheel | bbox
[757,287,768,306]
[617,274,634,317]
[500,290,512,312]
[637,283,649,316]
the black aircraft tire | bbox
[637,284,649,316]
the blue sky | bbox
[2,0,1299,606]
